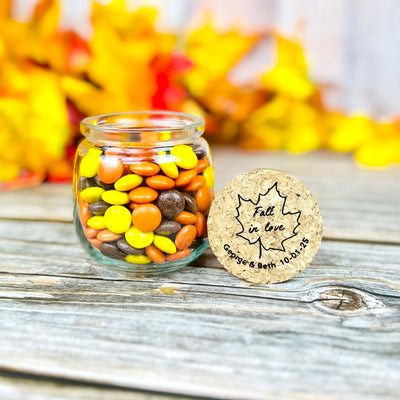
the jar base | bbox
[74,205,208,277]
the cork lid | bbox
[208,169,323,284]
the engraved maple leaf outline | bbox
[235,182,301,258]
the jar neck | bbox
[80,111,205,146]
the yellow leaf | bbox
[261,36,314,99]
[184,18,260,97]
[328,115,375,152]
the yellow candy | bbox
[80,187,105,203]
[114,174,143,191]
[153,235,176,254]
[80,148,102,178]
[157,151,179,178]
[87,216,106,229]
[104,205,131,233]
[102,190,130,205]
[203,166,215,189]
[125,254,152,264]
[125,226,154,248]
[170,145,198,169]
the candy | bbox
[145,245,166,264]
[114,174,143,191]
[182,192,198,214]
[125,254,152,264]
[153,235,177,254]
[156,190,185,219]
[145,175,175,190]
[128,202,140,210]
[195,211,206,237]
[94,175,114,190]
[88,200,110,215]
[203,166,215,189]
[175,168,197,187]
[128,187,158,203]
[97,229,122,242]
[196,186,212,212]
[166,248,191,262]
[171,145,198,169]
[80,148,102,178]
[183,175,206,192]
[79,202,90,227]
[98,157,124,184]
[99,242,126,260]
[80,187,105,203]
[130,162,160,176]
[195,158,209,173]
[104,205,131,233]
[84,227,100,239]
[154,221,181,236]
[175,211,197,225]
[76,140,213,267]
[87,216,107,229]
[89,238,101,249]
[157,151,179,178]
[125,226,154,248]
[77,176,94,192]
[117,238,144,255]
[175,225,197,250]
[102,190,130,205]
[132,204,162,232]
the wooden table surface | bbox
[0,148,399,400]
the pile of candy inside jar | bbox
[75,142,214,268]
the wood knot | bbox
[319,289,365,311]
[305,286,390,316]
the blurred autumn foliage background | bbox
[1,0,400,189]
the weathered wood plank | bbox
[1,150,399,244]
[0,151,399,399]
[0,372,189,400]
[0,220,400,299]
[0,273,398,400]
[0,220,399,399]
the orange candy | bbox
[146,175,175,190]
[175,225,197,250]
[132,204,162,232]
[196,186,212,212]
[175,168,197,187]
[89,238,101,249]
[195,212,206,237]
[128,202,141,210]
[130,162,160,176]
[166,248,191,262]
[98,157,124,184]
[129,187,158,203]
[97,229,122,242]
[183,175,206,192]
[79,201,91,227]
[84,227,99,239]
[195,158,209,173]
[145,245,165,264]
[175,211,197,225]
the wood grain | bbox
[0,150,399,399]
[0,372,186,400]
[0,218,399,399]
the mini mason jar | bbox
[73,111,214,276]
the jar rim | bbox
[81,111,205,144]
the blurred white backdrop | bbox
[12,0,400,119]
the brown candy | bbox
[156,190,185,219]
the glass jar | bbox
[73,111,214,276]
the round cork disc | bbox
[208,169,323,284]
